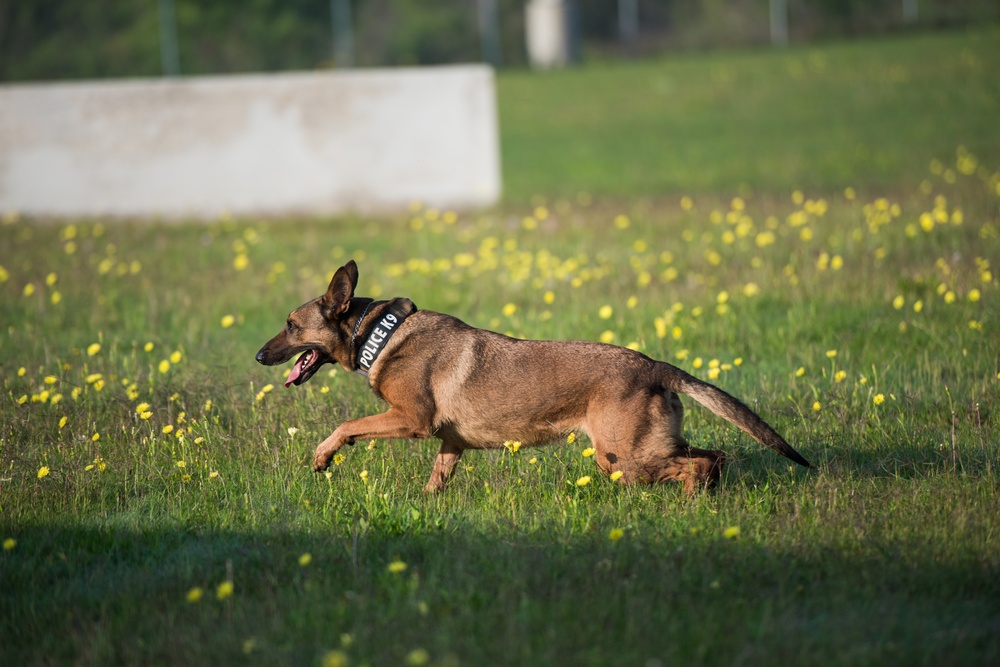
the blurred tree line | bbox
[1,0,996,82]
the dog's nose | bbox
[255,350,266,364]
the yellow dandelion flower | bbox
[733,357,743,367]
[599,330,615,344]
[175,460,185,468]
[826,350,837,359]
[37,466,50,479]
[609,528,624,542]
[913,300,923,313]
[502,303,517,317]
[406,649,430,666]
[874,394,885,405]
[359,470,369,482]
[135,402,151,414]
[543,290,555,305]
[672,326,683,340]
[91,432,100,442]
[17,394,28,405]
[834,370,847,383]
[23,283,35,297]
[43,375,57,385]
[233,254,249,271]
[333,453,346,466]
[692,357,703,369]
[216,581,234,600]
[186,587,203,603]
[529,457,538,465]
[209,471,219,479]
[3,538,16,551]
[581,447,595,457]
[220,314,235,328]
[170,351,182,364]
[87,343,101,356]
[598,304,613,319]
[298,553,312,567]
[58,416,68,429]
[322,650,349,667]
[576,475,591,487]
[613,214,630,229]
[967,289,981,302]
[723,526,740,539]
[144,342,154,352]
[893,295,905,309]
[610,470,624,482]
[503,440,521,453]
[387,560,407,574]
[158,360,170,374]
[812,401,822,411]
[17,367,26,377]
[162,425,174,435]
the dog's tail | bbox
[657,362,811,468]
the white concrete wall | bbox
[0,65,501,218]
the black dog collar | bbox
[355,300,414,376]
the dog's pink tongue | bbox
[284,356,306,388]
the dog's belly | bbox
[438,416,579,450]
[432,384,589,449]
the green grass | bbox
[499,27,1000,201]
[2,29,1000,667]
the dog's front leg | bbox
[424,440,465,493]
[313,408,431,471]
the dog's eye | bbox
[286,321,296,333]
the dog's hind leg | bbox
[587,390,725,495]
[656,448,727,496]
[424,438,465,493]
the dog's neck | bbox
[349,297,417,376]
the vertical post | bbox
[769,0,788,47]
[525,0,570,69]
[331,0,355,68]
[902,0,918,24]
[477,0,503,68]
[618,0,638,55]
[158,0,180,76]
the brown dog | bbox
[257,260,810,495]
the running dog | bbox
[256,260,810,495]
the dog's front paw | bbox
[313,448,334,472]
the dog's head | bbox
[255,260,361,387]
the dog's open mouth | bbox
[285,349,323,388]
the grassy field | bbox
[2,29,999,667]
[500,27,1000,201]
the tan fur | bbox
[257,260,810,495]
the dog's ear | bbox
[321,260,359,320]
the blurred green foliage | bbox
[1,0,996,81]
